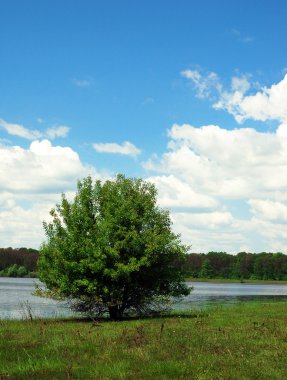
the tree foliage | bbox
[38,175,190,320]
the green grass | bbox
[1,302,287,379]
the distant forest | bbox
[186,252,287,281]
[0,247,39,277]
[1,248,287,280]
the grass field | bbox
[0,302,287,379]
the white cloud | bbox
[172,211,233,228]
[45,125,70,139]
[0,118,70,140]
[231,76,251,93]
[0,140,96,193]
[0,139,102,248]
[214,74,287,124]
[248,199,287,222]
[148,175,217,209]
[181,69,222,99]
[93,141,141,157]
[146,123,287,199]
[0,118,42,140]
[181,69,287,125]
[0,192,16,209]
[170,215,247,253]
[0,202,53,248]
[144,123,287,252]
[276,123,287,138]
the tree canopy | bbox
[38,175,190,320]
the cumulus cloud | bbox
[171,214,248,253]
[0,140,96,193]
[214,74,287,124]
[148,175,217,209]
[182,69,287,125]
[0,118,70,140]
[0,140,101,247]
[248,199,287,222]
[93,141,141,157]
[144,123,287,252]
[0,201,53,248]
[172,211,233,228]
[0,192,16,209]
[146,123,287,199]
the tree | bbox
[199,258,213,278]
[253,253,274,280]
[185,253,205,278]
[206,251,234,278]
[38,175,190,320]
[232,252,254,279]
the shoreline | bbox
[1,276,287,285]
[186,278,287,285]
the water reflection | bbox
[177,282,287,310]
[0,277,71,319]
[1,278,287,319]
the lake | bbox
[0,277,71,320]
[1,278,287,319]
[179,281,287,310]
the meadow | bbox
[0,302,287,379]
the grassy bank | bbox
[1,302,287,379]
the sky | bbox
[1,0,287,253]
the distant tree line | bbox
[185,252,287,280]
[0,247,39,277]
[1,247,287,281]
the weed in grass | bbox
[19,300,34,321]
[159,322,164,343]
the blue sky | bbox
[1,0,287,252]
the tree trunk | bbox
[108,305,123,320]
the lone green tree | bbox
[38,175,190,320]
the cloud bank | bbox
[1,72,287,253]
[0,140,99,248]
[145,122,287,253]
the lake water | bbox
[1,278,287,319]
[180,281,287,310]
[0,278,72,320]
